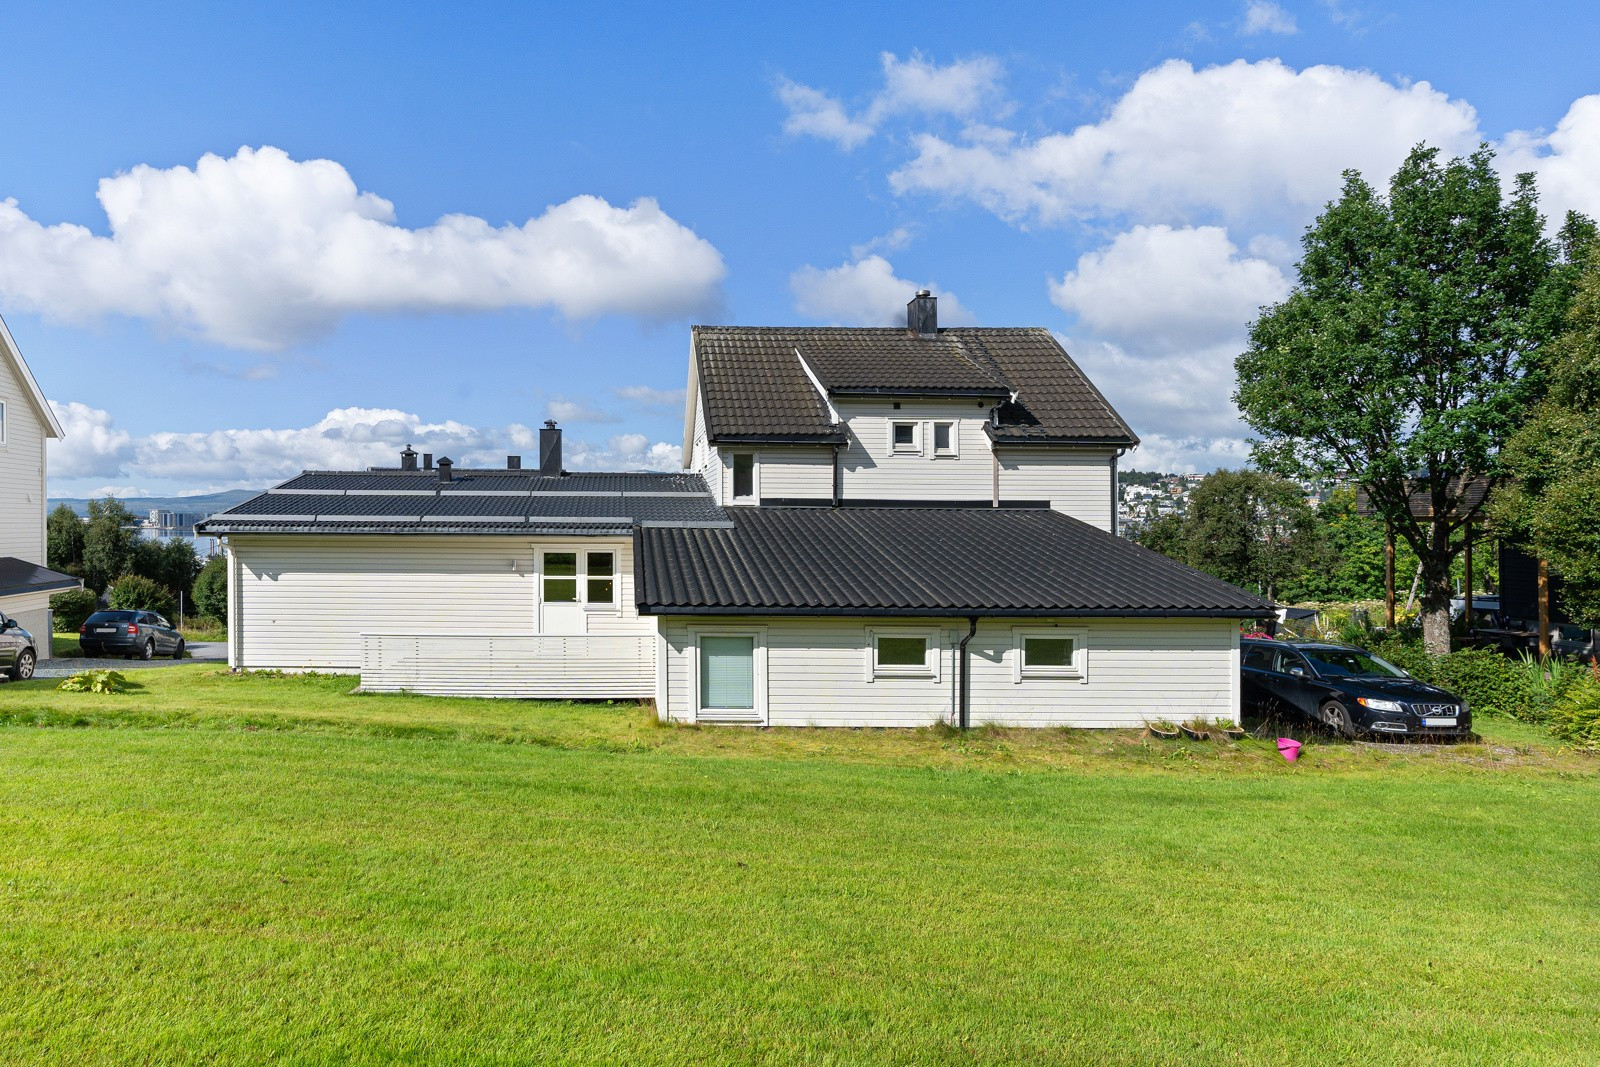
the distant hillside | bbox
[51,490,257,518]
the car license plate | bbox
[1422,716,1457,727]
[96,627,117,633]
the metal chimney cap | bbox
[916,289,931,297]
[544,419,558,429]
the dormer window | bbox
[891,421,920,454]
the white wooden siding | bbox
[753,447,832,499]
[836,398,997,501]
[361,633,654,698]
[0,352,47,566]
[229,534,650,671]
[660,615,1238,728]
[689,394,727,505]
[997,448,1116,530]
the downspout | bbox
[1112,446,1128,535]
[958,616,979,730]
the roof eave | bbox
[707,432,848,446]
[636,604,1267,619]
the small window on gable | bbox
[891,421,920,454]
[867,628,939,681]
[1012,627,1088,682]
[732,453,756,501]
[932,421,956,457]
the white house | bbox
[201,293,1269,726]
[0,313,80,663]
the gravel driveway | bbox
[31,641,228,679]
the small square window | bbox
[932,421,956,456]
[891,421,920,454]
[587,551,615,604]
[867,628,939,680]
[1013,627,1088,682]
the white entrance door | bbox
[540,550,584,634]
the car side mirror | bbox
[1288,665,1306,678]
[0,619,14,630]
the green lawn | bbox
[1,668,1597,1064]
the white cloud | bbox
[1049,225,1291,351]
[1240,1,1298,35]
[48,400,135,478]
[614,385,686,408]
[545,399,619,424]
[790,255,975,327]
[46,404,681,492]
[1500,95,1600,231]
[777,51,1006,149]
[889,59,1480,226]
[849,226,916,260]
[0,146,726,350]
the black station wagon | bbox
[1241,639,1471,739]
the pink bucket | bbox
[1277,738,1302,762]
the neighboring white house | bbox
[0,313,80,660]
[201,293,1269,726]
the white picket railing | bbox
[360,633,655,699]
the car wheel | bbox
[173,639,186,660]
[1320,699,1357,739]
[11,649,35,681]
[140,639,155,661]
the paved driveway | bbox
[32,641,227,679]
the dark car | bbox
[0,612,39,680]
[1241,639,1471,739]
[79,610,186,660]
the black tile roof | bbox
[0,557,82,599]
[635,507,1269,618]
[691,326,1137,446]
[197,470,731,535]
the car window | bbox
[153,615,171,628]
[1272,649,1307,674]
[1301,648,1407,679]
[1242,645,1275,670]
[88,611,138,623]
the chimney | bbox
[436,456,453,483]
[908,289,937,338]
[539,420,562,477]
[422,453,433,470]
[399,444,418,471]
[507,455,522,470]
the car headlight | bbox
[1356,697,1405,713]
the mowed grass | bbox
[1,668,1597,1064]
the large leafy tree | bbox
[46,503,86,575]
[1235,144,1588,654]
[80,497,141,595]
[1493,239,1600,628]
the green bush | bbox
[1548,678,1600,748]
[49,588,100,632]
[107,575,176,620]
[1425,648,1539,720]
[57,669,131,694]
[192,555,227,620]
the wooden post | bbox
[1538,558,1551,658]
[1384,523,1396,628]
[1463,523,1473,624]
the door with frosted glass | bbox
[697,635,759,723]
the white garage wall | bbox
[228,534,646,671]
[659,615,1239,728]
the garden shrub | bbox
[107,575,176,620]
[1548,678,1600,748]
[49,588,100,633]
[57,669,131,694]
[193,555,228,620]
[1426,648,1540,721]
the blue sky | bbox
[4,0,1598,496]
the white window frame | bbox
[931,420,958,458]
[690,626,767,724]
[537,546,621,614]
[0,399,6,446]
[864,626,941,682]
[729,451,759,503]
[1011,626,1089,683]
[889,420,922,456]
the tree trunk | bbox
[1420,523,1455,656]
